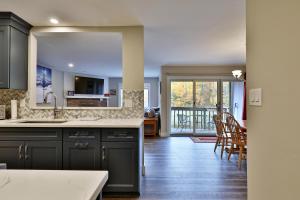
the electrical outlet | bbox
[124,99,133,108]
[20,98,26,108]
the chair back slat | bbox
[213,114,225,137]
[226,115,247,145]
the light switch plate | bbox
[249,88,262,106]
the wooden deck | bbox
[104,137,247,200]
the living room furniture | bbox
[144,117,158,136]
[66,96,109,107]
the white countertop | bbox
[0,118,144,128]
[0,170,108,200]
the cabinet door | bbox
[24,141,62,170]
[63,141,100,170]
[0,141,24,169]
[10,27,28,89]
[0,26,10,88]
[102,142,138,193]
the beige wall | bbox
[160,65,245,137]
[247,1,300,199]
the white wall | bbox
[63,72,74,95]
[108,77,123,107]
[51,69,64,106]
[145,77,159,107]
[247,1,300,199]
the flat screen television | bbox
[75,76,104,95]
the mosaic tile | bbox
[0,89,144,120]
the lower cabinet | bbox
[102,142,138,193]
[0,141,62,169]
[63,140,100,170]
[0,141,24,169]
[0,127,141,195]
[24,141,62,169]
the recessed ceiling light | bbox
[49,18,59,24]
[68,63,74,68]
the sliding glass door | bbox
[194,81,218,135]
[170,79,233,136]
[170,81,194,134]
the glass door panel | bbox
[194,81,218,135]
[170,81,194,134]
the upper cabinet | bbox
[0,12,32,89]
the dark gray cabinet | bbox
[0,128,62,169]
[102,142,138,193]
[63,140,100,170]
[0,12,32,89]
[0,141,62,169]
[63,128,101,170]
[0,127,141,195]
[0,141,24,169]
[24,141,62,169]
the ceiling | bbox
[0,0,246,77]
[36,32,122,77]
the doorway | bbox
[169,79,236,136]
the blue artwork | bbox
[36,65,52,103]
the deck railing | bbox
[171,107,230,132]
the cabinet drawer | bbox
[0,128,62,141]
[63,140,100,170]
[102,129,138,141]
[63,129,100,141]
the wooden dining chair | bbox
[226,115,247,169]
[213,114,231,159]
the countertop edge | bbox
[0,119,144,128]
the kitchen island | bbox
[0,170,108,200]
[0,118,144,196]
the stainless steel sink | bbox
[18,120,67,124]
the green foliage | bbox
[171,81,230,108]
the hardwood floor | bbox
[104,137,247,200]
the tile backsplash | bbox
[0,89,144,119]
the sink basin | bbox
[18,120,67,124]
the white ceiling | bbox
[0,0,246,77]
[36,32,122,77]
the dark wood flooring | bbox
[104,137,247,200]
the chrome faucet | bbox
[44,91,61,119]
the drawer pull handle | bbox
[107,136,134,139]
[74,142,89,149]
[18,144,23,160]
[102,146,106,160]
[25,145,29,160]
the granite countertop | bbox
[0,118,144,128]
[0,170,108,200]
